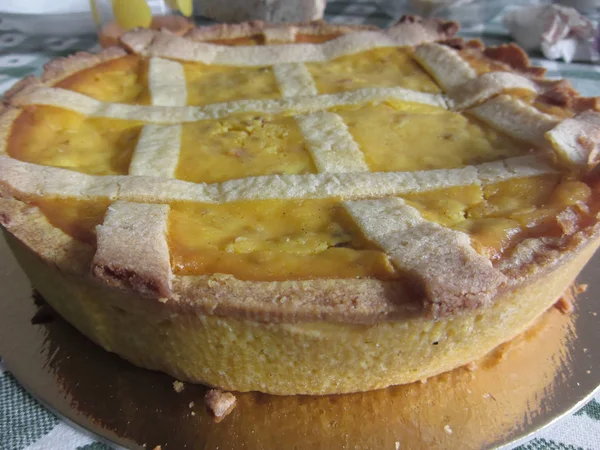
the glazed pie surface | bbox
[1,20,600,321]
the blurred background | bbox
[0,1,599,92]
[1,1,599,39]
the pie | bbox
[1,18,600,396]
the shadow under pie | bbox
[25,288,576,450]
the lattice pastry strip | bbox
[0,155,556,204]
[270,55,504,299]
[450,72,542,110]
[91,57,188,294]
[258,46,560,306]
[129,124,182,178]
[469,95,559,148]
[120,30,576,116]
[274,59,371,173]
[14,85,448,123]
[413,43,476,91]
[122,22,453,65]
[546,111,600,168]
[295,112,369,173]
[273,63,318,97]
[410,43,600,166]
[92,201,172,297]
[148,57,187,106]
[414,43,565,111]
[344,198,506,314]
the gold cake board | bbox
[1,236,599,450]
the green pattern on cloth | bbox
[575,399,600,420]
[517,438,586,450]
[1,1,600,449]
[0,373,59,450]
[76,443,112,450]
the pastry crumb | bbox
[158,297,169,303]
[395,441,400,449]
[173,380,185,393]
[205,389,237,422]
[419,378,428,384]
[191,411,196,416]
[189,401,195,408]
[465,361,477,371]
[444,424,453,435]
[555,283,587,315]
[153,446,162,450]
[554,297,574,315]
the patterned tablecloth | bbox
[1,1,600,449]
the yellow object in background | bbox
[167,0,193,17]
[109,0,193,30]
[90,0,194,47]
[112,0,152,30]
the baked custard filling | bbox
[176,113,315,183]
[23,173,595,281]
[306,47,441,95]
[168,199,398,280]
[335,103,527,171]
[182,63,281,106]
[6,44,597,281]
[9,106,141,176]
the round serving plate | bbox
[0,235,599,450]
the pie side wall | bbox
[5,229,598,395]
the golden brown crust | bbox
[0,107,19,155]
[498,218,600,288]
[554,295,574,314]
[41,48,128,84]
[174,274,419,323]
[184,20,380,43]
[538,79,600,114]
[183,16,457,46]
[120,18,460,65]
[98,16,194,48]
[118,29,156,55]
[1,19,599,326]
[442,39,547,77]
[2,76,39,104]
[545,111,600,169]
[445,40,599,112]
[2,48,129,107]
[397,14,459,39]
[0,198,95,272]
[482,44,547,78]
